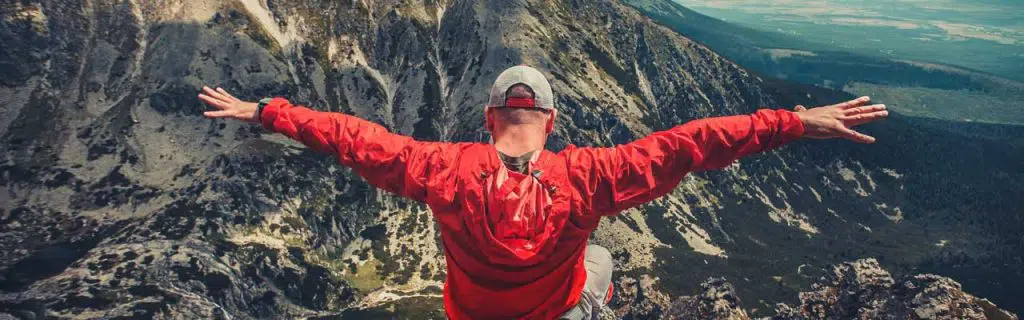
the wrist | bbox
[793,110,807,125]
[255,98,273,122]
[784,109,808,140]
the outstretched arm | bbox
[568,96,887,216]
[199,86,454,202]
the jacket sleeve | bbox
[566,109,805,216]
[259,97,454,203]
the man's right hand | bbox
[794,96,888,144]
[199,86,260,123]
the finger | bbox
[845,104,886,115]
[833,96,871,110]
[844,110,889,126]
[216,87,240,103]
[794,105,807,112]
[202,86,231,103]
[839,126,876,144]
[198,94,229,109]
[203,110,234,118]
[202,86,230,102]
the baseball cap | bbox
[487,66,555,110]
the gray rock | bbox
[0,0,1021,318]
[770,259,1018,320]
[666,277,749,320]
[621,259,1018,320]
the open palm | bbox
[795,96,888,143]
[198,86,259,123]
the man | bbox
[198,65,887,319]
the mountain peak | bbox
[0,0,1020,318]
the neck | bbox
[492,125,546,156]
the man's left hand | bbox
[794,96,888,144]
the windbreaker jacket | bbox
[259,98,805,319]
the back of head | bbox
[486,66,556,131]
[492,84,548,125]
[487,66,555,111]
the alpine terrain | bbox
[0,0,1021,319]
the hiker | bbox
[198,65,887,319]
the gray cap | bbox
[487,65,555,110]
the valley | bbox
[626,0,1024,126]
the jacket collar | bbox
[481,144,554,176]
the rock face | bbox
[1,0,1022,318]
[774,259,1018,320]
[647,259,1018,320]
[613,275,673,319]
[663,277,748,320]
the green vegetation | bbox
[623,0,1024,125]
[671,0,1024,81]
[343,259,385,292]
[845,82,1024,125]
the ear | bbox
[485,107,494,132]
[545,109,557,134]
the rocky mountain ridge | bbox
[646,259,1017,320]
[0,0,1020,318]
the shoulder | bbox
[444,142,490,157]
[554,144,581,157]
[537,146,578,177]
[418,141,480,155]
[555,143,606,164]
[446,142,499,173]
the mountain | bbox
[1,0,1021,318]
[623,0,1024,126]
[668,0,1024,83]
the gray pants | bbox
[560,245,613,320]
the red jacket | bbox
[259,98,805,319]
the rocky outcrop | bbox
[613,275,673,319]
[773,259,1018,320]
[634,259,1019,320]
[666,277,749,320]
